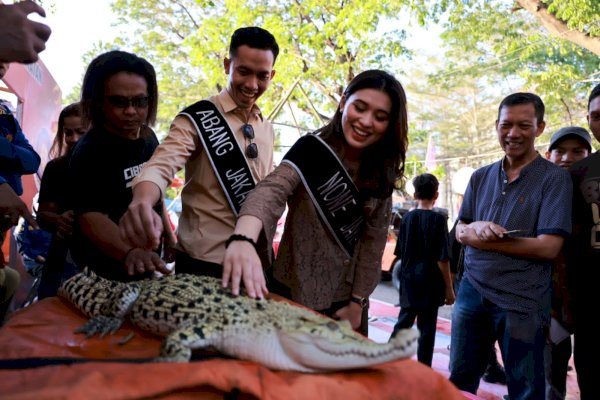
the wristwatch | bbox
[350,295,368,308]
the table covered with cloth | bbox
[0,296,464,399]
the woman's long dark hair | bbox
[48,102,82,159]
[315,70,408,199]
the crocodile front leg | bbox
[156,326,216,362]
[74,283,141,339]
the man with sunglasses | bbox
[120,27,278,286]
[68,50,172,281]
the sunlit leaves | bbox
[98,0,430,136]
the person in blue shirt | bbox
[448,92,572,400]
[0,61,41,323]
[0,62,41,228]
[0,64,41,197]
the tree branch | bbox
[559,97,573,125]
[309,77,340,106]
[170,0,200,30]
[516,0,600,56]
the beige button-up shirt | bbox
[133,90,275,265]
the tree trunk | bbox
[517,0,600,56]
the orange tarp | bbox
[0,297,464,399]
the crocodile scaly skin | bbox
[59,269,419,373]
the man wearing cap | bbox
[544,125,592,400]
[569,83,600,400]
[545,126,592,170]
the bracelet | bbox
[225,234,257,250]
[122,247,137,264]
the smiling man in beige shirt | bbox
[119,27,279,283]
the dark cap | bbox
[548,126,592,152]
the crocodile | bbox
[58,269,419,373]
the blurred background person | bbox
[37,103,87,298]
[0,61,41,323]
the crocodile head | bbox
[268,316,418,372]
[223,307,419,373]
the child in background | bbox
[390,173,455,366]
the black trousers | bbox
[174,251,223,278]
[392,306,439,366]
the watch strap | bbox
[350,295,368,308]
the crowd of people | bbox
[1,2,599,400]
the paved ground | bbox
[371,279,454,319]
[369,280,581,400]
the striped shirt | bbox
[459,155,572,314]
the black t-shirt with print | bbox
[69,126,159,281]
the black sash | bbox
[282,135,364,257]
[179,101,255,216]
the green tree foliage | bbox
[518,0,600,55]
[67,0,599,163]
[407,54,501,159]
[96,0,438,135]
[543,0,600,37]
[401,51,504,208]
[436,0,599,134]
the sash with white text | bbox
[180,101,255,216]
[282,135,364,258]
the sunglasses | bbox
[105,95,150,109]
[242,124,258,159]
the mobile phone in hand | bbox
[502,229,528,237]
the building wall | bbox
[1,61,62,264]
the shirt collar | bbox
[500,152,542,180]
[217,89,264,122]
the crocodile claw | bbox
[75,315,123,338]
